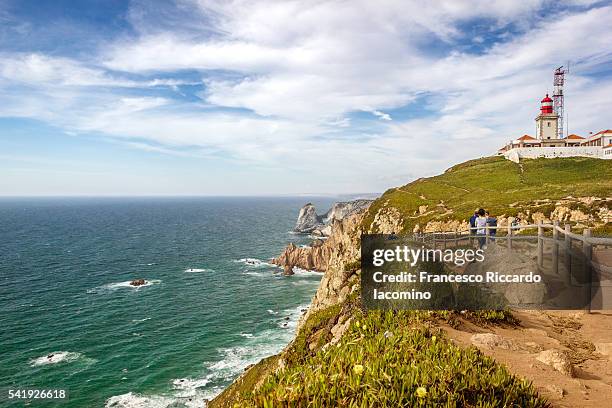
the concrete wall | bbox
[502,146,605,163]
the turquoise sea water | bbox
[0,197,334,407]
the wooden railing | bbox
[413,221,612,276]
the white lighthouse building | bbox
[535,94,561,144]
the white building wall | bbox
[502,146,604,163]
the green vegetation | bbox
[236,310,547,407]
[363,156,612,233]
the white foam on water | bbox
[106,390,210,408]
[105,392,180,408]
[275,303,310,330]
[131,317,151,323]
[172,377,210,390]
[184,268,213,273]
[267,309,278,315]
[234,258,278,268]
[292,267,323,277]
[239,333,254,338]
[30,351,83,367]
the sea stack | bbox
[130,279,146,286]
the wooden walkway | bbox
[413,221,612,282]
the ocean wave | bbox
[234,258,278,268]
[109,302,312,405]
[131,317,151,323]
[184,268,213,273]
[275,303,310,330]
[292,267,323,276]
[30,351,84,367]
[105,392,206,408]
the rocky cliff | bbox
[293,199,373,236]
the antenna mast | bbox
[553,64,568,138]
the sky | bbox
[1,0,611,196]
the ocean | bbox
[0,197,335,407]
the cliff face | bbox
[293,200,373,236]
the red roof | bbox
[592,129,612,136]
[565,134,584,140]
[517,134,536,141]
[604,143,612,148]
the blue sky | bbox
[1,0,611,195]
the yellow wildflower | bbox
[416,386,427,398]
[353,364,364,375]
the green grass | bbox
[236,310,548,407]
[363,156,612,233]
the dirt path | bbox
[443,310,612,407]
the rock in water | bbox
[283,264,295,276]
[294,203,324,233]
[130,279,146,286]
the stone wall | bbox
[502,146,605,163]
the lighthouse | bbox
[535,93,559,142]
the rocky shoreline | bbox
[273,200,372,275]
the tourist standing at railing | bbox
[469,210,478,236]
[486,211,497,242]
[475,208,488,249]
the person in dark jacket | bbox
[485,211,497,242]
[469,210,478,236]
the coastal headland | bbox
[212,155,612,407]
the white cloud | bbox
[371,110,392,121]
[1,1,612,194]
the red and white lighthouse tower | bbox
[540,94,553,114]
[535,93,559,141]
